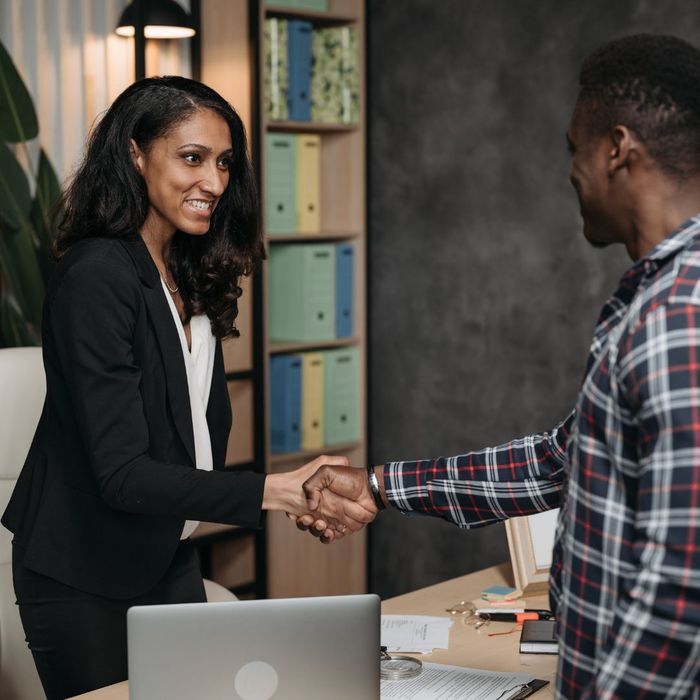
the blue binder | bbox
[288,20,312,121]
[270,354,302,453]
[335,243,354,338]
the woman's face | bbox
[132,108,233,239]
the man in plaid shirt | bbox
[300,34,700,698]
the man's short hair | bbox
[579,34,700,179]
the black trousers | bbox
[12,540,206,700]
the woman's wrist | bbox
[262,472,305,514]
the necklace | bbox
[162,274,179,294]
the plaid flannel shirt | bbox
[383,216,700,699]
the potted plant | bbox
[0,40,62,347]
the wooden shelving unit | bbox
[267,120,359,133]
[259,0,367,599]
[198,0,366,600]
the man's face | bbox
[567,102,624,247]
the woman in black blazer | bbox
[2,77,371,700]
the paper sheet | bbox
[381,615,454,654]
[380,663,535,700]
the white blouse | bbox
[160,280,216,539]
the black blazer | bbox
[2,235,265,599]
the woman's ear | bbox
[130,139,144,173]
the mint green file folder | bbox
[268,244,336,342]
[323,347,360,445]
[265,133,296,234]
[265,0,329,10]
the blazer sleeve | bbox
[48,255,266,528]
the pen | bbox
[475,609,554,622]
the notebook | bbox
[128,594,380,699]
[519,619,558,654]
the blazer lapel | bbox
[119,235,196,466]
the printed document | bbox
[380,663,536,699]
[381,615,454,654]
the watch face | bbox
[380,655,423,680]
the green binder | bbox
[264,18,289,121]
[265,133,296,234]
[268,243,336,341]
[311,26,359,124]
[265,0,329,10]
[323,347,360,445]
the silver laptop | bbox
[127,594,380,700]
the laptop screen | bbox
[127,594,380,700]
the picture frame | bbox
[505,509,559,594]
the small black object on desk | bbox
[519,619,558,654]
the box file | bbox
[311,26,359,124]
[265,133,296,234]
[301,352,324,449]
[296,134,321,233]
[335,243,353,337]
[323,347,360,445]
[270,354,302,453]
[288,20,313,121]
[268,243,336,342]
[264,18,289,121]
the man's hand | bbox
[305,464,377,513]
[294,465,379,543]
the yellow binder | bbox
[301,352,324,449]
[296,134,321,233]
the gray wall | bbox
[367,0,700,599]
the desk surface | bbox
[70,562,556,699]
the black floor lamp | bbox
[115,0,201,81]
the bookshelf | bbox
[259,0,367,599]
[198,0,366,599]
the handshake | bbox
[267,455,386,544]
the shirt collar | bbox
[640,213,700,272]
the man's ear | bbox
[608,125,639,175]
[130,139,144,173]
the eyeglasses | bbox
[445,601,490,629]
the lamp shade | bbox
[116,0,196,39]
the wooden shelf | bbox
[270,441,362,466]
[266,231,361,242]
[266,120,359,133]
[264,6,358,25]
[191,522,240,540]
[268,337,359,354]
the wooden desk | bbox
[382,562,556,696]
[70,562,556,699]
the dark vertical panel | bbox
[190,0,201,81]
[134,0,146,80]
[368,0,700,598]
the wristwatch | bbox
[366,464,386,510]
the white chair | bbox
[203,578,237,602]
[0,347,235,699]
[0,347,46,700]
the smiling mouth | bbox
[186,199,215,215]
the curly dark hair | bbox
[56,76,264,339]
[578,34,700,179]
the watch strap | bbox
[367,464,386,510]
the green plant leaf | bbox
[0,142,31,229]
[30,148,61,283]
[0,287,39,347]
[0,218,44,326]
[0,41,38,143]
